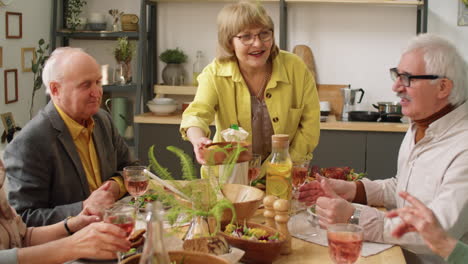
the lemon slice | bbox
[267,176,290,198]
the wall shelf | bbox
[56,30,139,40]
[103,84,138,93]
[154,85,197,95]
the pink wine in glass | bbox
[105,216,135,237]
[328,232,363,264]
[125,178,149,197]
[292,167,308,187]
[248,167,261,181]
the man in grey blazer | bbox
[4,47,138,226]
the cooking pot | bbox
[372,102,402,115]
[348,111,380,122]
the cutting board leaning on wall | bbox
[292,44,346,119]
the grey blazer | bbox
[4,101,138,226]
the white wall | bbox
[428,0,468,59]
[156,2,419,111]
[0,0,51,151]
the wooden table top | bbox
[249,209,406,264]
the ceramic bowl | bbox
[170,182,264,224]
[152,97,177,105]
[221,183,264,223]
[200,142,252,165]
[121,251,229,264]
[147,101,177,115]
[87,23,107,31]
[219,222,286,264]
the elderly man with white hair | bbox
[299,33,468,263]
[4,47,138,226]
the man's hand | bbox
[298,174,357,204]
[67,222,131,260]
[316,178,356,228]
[82,181,116,218]
[386,191,457,258]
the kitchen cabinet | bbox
[138,123,215,179]
[50,0,158,155]
[312,130,405,180]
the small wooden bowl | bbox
[221,183,264,223]
[200,142,252,165]
[121,251,229,264]
[219,222,286,264]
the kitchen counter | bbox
[134,112,409,133]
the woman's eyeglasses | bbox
[390,67,444,87]
[233,30,273,46]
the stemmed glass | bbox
[327,223,363,264]
[248,154,262,186]
[104,204,137,263]
[123,166,149,208]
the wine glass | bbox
[327,223,363,264]
[123,166,149,208]
[248,154,262,186]
[104,204,137,263]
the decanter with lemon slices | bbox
[266,134,292,200]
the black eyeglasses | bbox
[390,68,444,87]
[233,30,273,46]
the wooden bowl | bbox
[221,183,264,223]
[121,251,229,264]
[200,142,252,165]
[219,222,286,264]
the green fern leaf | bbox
[148,145,172,180]
[167,146,197,181]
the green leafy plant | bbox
[147,144,242,234]
[66,0,87,31]
[30,39,49,119]
[159,48,188,64]
[113,37,135,63]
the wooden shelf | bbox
[103,84,137,92]
[286,0,422,5]
[56,30,139,40]
[154,85,197,95]
[149,0,422,5]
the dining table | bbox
[70,206,406,264]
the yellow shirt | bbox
[55,104,126,196]
[180,50,320,161]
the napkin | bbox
[289,211,394,257]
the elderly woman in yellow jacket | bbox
[181,1,320,164]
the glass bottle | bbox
[265,134,293,200]
[138,202,171,264]
[192,51,203,86]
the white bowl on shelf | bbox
[147,101,177,115]
[152,97,176,105]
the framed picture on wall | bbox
[4,69,18,104]
[0,112,15,133]
[5,12,22,39]
[458,1,468,26]
[21,47,36,72]
[0,46,3,68]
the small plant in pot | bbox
[66,0,87,31]
[159,48,187,86]
[113,37,135,84]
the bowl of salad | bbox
[219,222,285,264]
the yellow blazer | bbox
[180,50,320,161]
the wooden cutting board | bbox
[292,45,318,84]
[317,84,350,120]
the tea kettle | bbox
[341,87,365,121]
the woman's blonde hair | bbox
[216,1,279,62]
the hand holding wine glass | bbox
[124,166,149,207]
[103,204,137,262]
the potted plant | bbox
[159,48,187,86]
[113,37,135,84]
[30,38,49,119]
[65,0,87,31]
